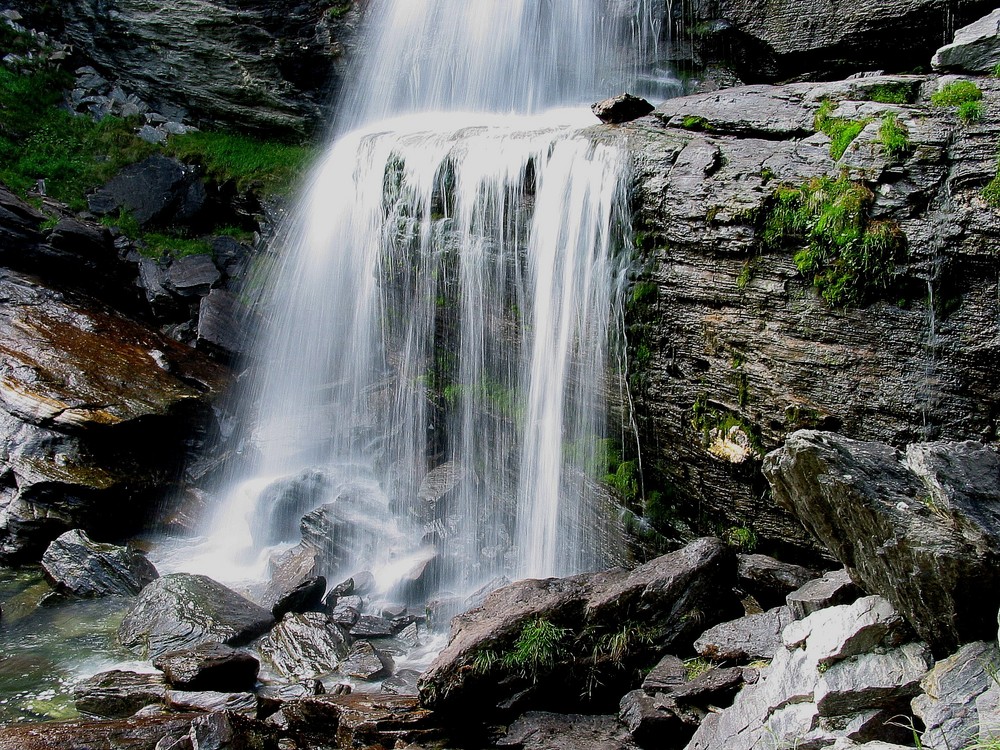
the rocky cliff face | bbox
[617,73,1000,556]
[37,0,360,136]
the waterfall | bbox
[167,0,674,600]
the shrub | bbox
[866,83,914,105]
[958,100,984,124]
[878,113,911,160]
[930,80,982,108]
[473,618,571,682]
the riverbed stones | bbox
[256,611,348,679]
[73,670,167,719]
[152,642,259,692]
[41,529,158,597]
[419,538,740,716]
[118,573,275,658]
[764,432,1000,652]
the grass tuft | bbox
[878,113,911,161]
[814,100,870,160]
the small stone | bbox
[591,92,655,124]
[786,569,862,620]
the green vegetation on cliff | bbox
[814,100,869,160]
[761,174,906,307]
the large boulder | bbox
[0,271,227,562]
[418,538,740,716]
[685,596,932,750]
[764,431,1000,653]
[73,670,167,718]
[52,0,360,136]
[40,529,158,597]
[118,573,275,658]
[87,156,206,228]
[932,8,1000,73]
[256,611,349,680]
[152,642,260,692]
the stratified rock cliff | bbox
[618,73,1000,555]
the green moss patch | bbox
[814,100,871,160]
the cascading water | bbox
[166,0,679,603]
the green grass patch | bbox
[473,618,571,682]
[762,174,906,307]
[878,113,911,161]
[865,82,914,105]
[680,115,710,131]
[166,131,314,195]
[930,80,982,108]
[958,100,984,124]
[141,232,214,259]
[814,100,871,160]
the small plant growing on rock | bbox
[878,113,911,161]
[814,99,871,160]
[958,100,984,124]
[473,618,571,682]
[723,524,758,552]
[684,656,713,681]
[930,80,983,108]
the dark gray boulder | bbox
[350,614,394,639]
[418,538,740,716]
[786,569,863,620]
[256,611,348,680]
[764,431,1000,653]
[41,529,158,597]
[932,8,1000,73]
[694,606,794,661]
[87,156,206,228]
[0,186,43,251]
[152,642,259,692]
[163,254,221,297]
[73,669,167,718]
[270,575,326,620]
[592,93,654,124]
[341,640,394,681]
[736,554,816,609]
[118,573,275,658]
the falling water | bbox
[169,0,675,600]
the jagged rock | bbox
[932,8,1000,73]
[0,185,43,251]
[263,545,321,613]
[419,538,740,716]
[152,642,259,692]
[381,669,421,695]
[350,614,394,639]
[164,690,256,714]
[497,712,640,750]
[270,575,326,620]
[210,236,252,277]
[621,689,677,746]
[57,0,358,135]
[256,611,348,679]
[623,73,1000,561]
[0,272,227,562]
[87,156,206,228]
[786,569,863,620]
[671,667,747,705]
[592,93,655,124]
[73,670,167,718]
[912,641,1000,750]
[118,573,275,658]
[685,596,932,750]
[695,606,793,661]
[736,554,816,609]
[341,640,394,681]
[0,713,200,750]
[197,289,250,359]
[163,254,221,297]
[41,529,158,597]
[329,595,362,628]
[273,693,435,748]
[764,432,1000,652]
[642,654,688,695]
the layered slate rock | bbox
[764,431,1000,652]
[736,554,816,609]
[686,597,932,750]
[256,612,348,679]
[341,641,394,681]
[118,573,274,658]
[933,8,1000,73]
[418,538,740,716]
[272,693,436,749]
[41,529,158,597]
[621,73,1000,559]
[786,569,863,621]
[152,642,259,692]
[497,712,640,750]
[0,271,227,562]
[73,670,167,718]
[87,156,206,228]
[695,606,793,661]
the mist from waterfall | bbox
[165,0,678,600]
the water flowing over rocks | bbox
[418,537,741,716]
[41,528,158,597]
[118,573,275,659]
[764,431,1000,653]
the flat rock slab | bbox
[118,573,274,658]
[737,553,816,609]
[0,713,199,750]
[341,640,394,681]
[933,8,1000,72]
[73,670,167,719]
[41,529,158,597]
[695,606,793,661]
[653,85,815,138]
[277,693,436,749]
[786,569,862,620]
[152,642,259,691]
[497,712,640,750]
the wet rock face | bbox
[622,74,1000,556]
[764,431,1000,653]
[53,0,361,136]
[152,642,260,692]
[41,529,158,597]
[0,271,228,562]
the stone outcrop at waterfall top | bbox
[763,431,1000,653]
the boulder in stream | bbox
[41,529,158,598]
[152,642,259,692]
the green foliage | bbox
[761,174,905,307]
[474,618,571,682]
[166,130,314,195]
[606,459,640,501]
[141,232,214,259]
[877,113,910,161]
[325,1,352,19]
[631,280,657,306]
[982,169,1000,207]
[931,80,982,108]
[865,83,914,105]
[100,208,141,238]
[736,258,757,289]
[814,100,870,160]
[959,100,984,124]
[593,624,656,663]
[723,524,758,552]
[684,657,713,681]
[681,115,710,131]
